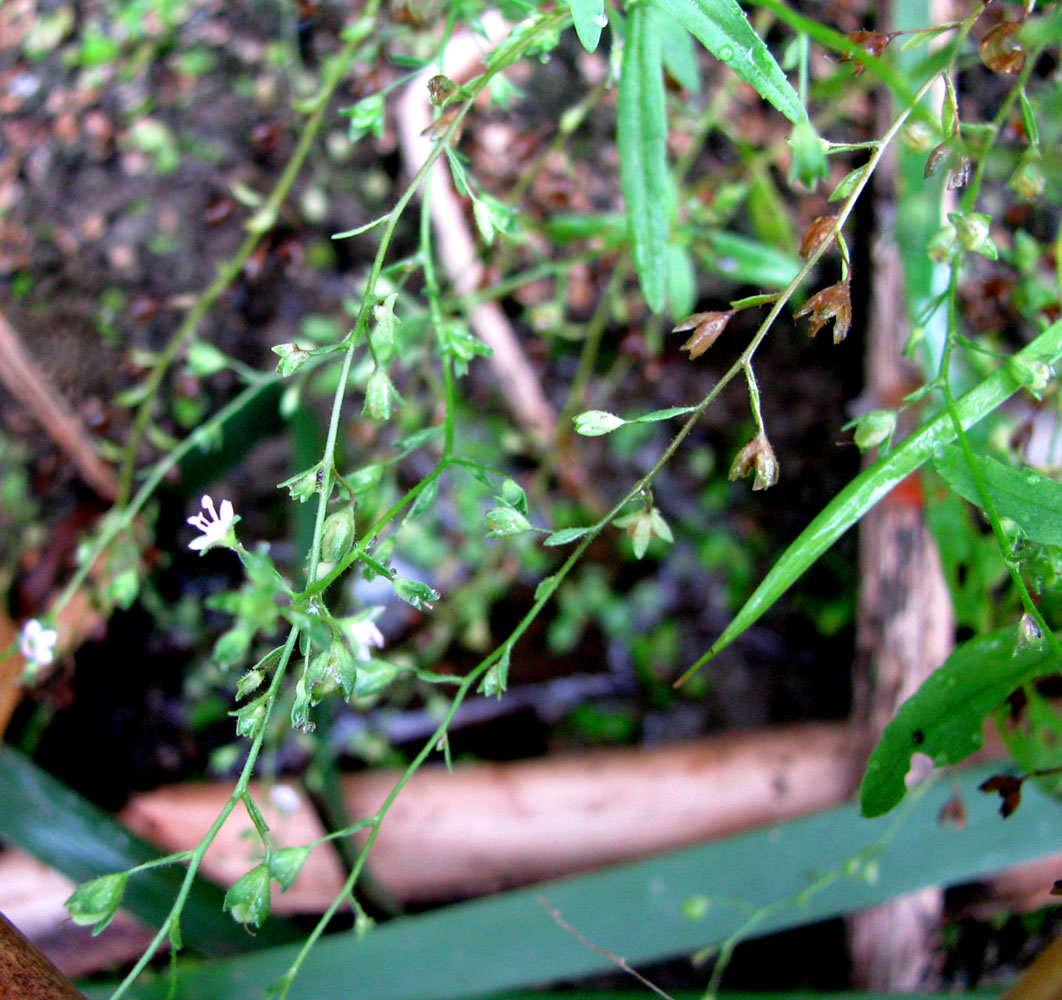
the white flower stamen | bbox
[20,619,58,667]
[187,494,237,552]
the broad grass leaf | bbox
[860,627,1062,817]
[618,3,669,313]
[567,0,605,52]
[933,445,1062,547]
[677,317,1062,686]
[649,0,805,124]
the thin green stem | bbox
[116,16,380,504]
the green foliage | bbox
[8,0,1062,996]
[861,628,1062,817]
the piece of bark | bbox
[0,909,86,1000]
[120,723,855,905]
[0,717,1019,978]
[394,13,556,447]
[846,78,956,988]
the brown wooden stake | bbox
[0,309,117,501]
[844,3,956,983]
[0,910,86,1000]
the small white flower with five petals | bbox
[347,618,385,662]
[187,495,238,553]
[20,619,58,668]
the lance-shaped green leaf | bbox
[567,0,605,52]
[861,627,1062,818]
[934,444,1062,548]
[618,2,669,313]
[677,316,1062,685]
[649,0,805,124]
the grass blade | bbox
[650,0,805,124]
[618,2,669,312]
[84,764,1058,999]
[678,316,1062,684]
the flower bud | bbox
[1009,153,1046,200]
[66,873,128,933]
[232,697,268,739]
[949,211,989,250]
[363,368,398,421]
[224,864,271,927]
[485,506,533,537]
[308,641,357,701]
[236,668,264,699]
[282,466,320,503]
[787,119,828,192]
[271,343,310,377]
[269,845,313,892]
[1017,613,1044,650]
[321,508,356,563]
[927,224,959,264]
[852,409,896,451]
[1008,356,1052,398]
[948,211,997,259]
[901,121,935,154]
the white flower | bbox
[187,495,237,552]
[269,784,302,815]
[20,619,58,667]
[348,618,385,661]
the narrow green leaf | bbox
[828,164,868,202]
[649,0,805,124]
[666,243,697,317]
[659,12,700,92]
[567,0,605,52]
[699,229,802,289]
[861,627,1062,817]
[630,405,698,423]
[933,445,1062,547]
[618,3,669,312]
[544,527,593,546]
[678,317,1062,684]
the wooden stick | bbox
[0,309,117,501]
[0,910,86,1000]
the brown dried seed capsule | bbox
[980,21,1026,75]
[795,281,852,344]
[673,310,734,359]
[428,74,458,106]
[838,30,896,75]
[800,215,839,259]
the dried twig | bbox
[0,309,118,500]
[538,894,675,1000]
[395,14,557,445]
